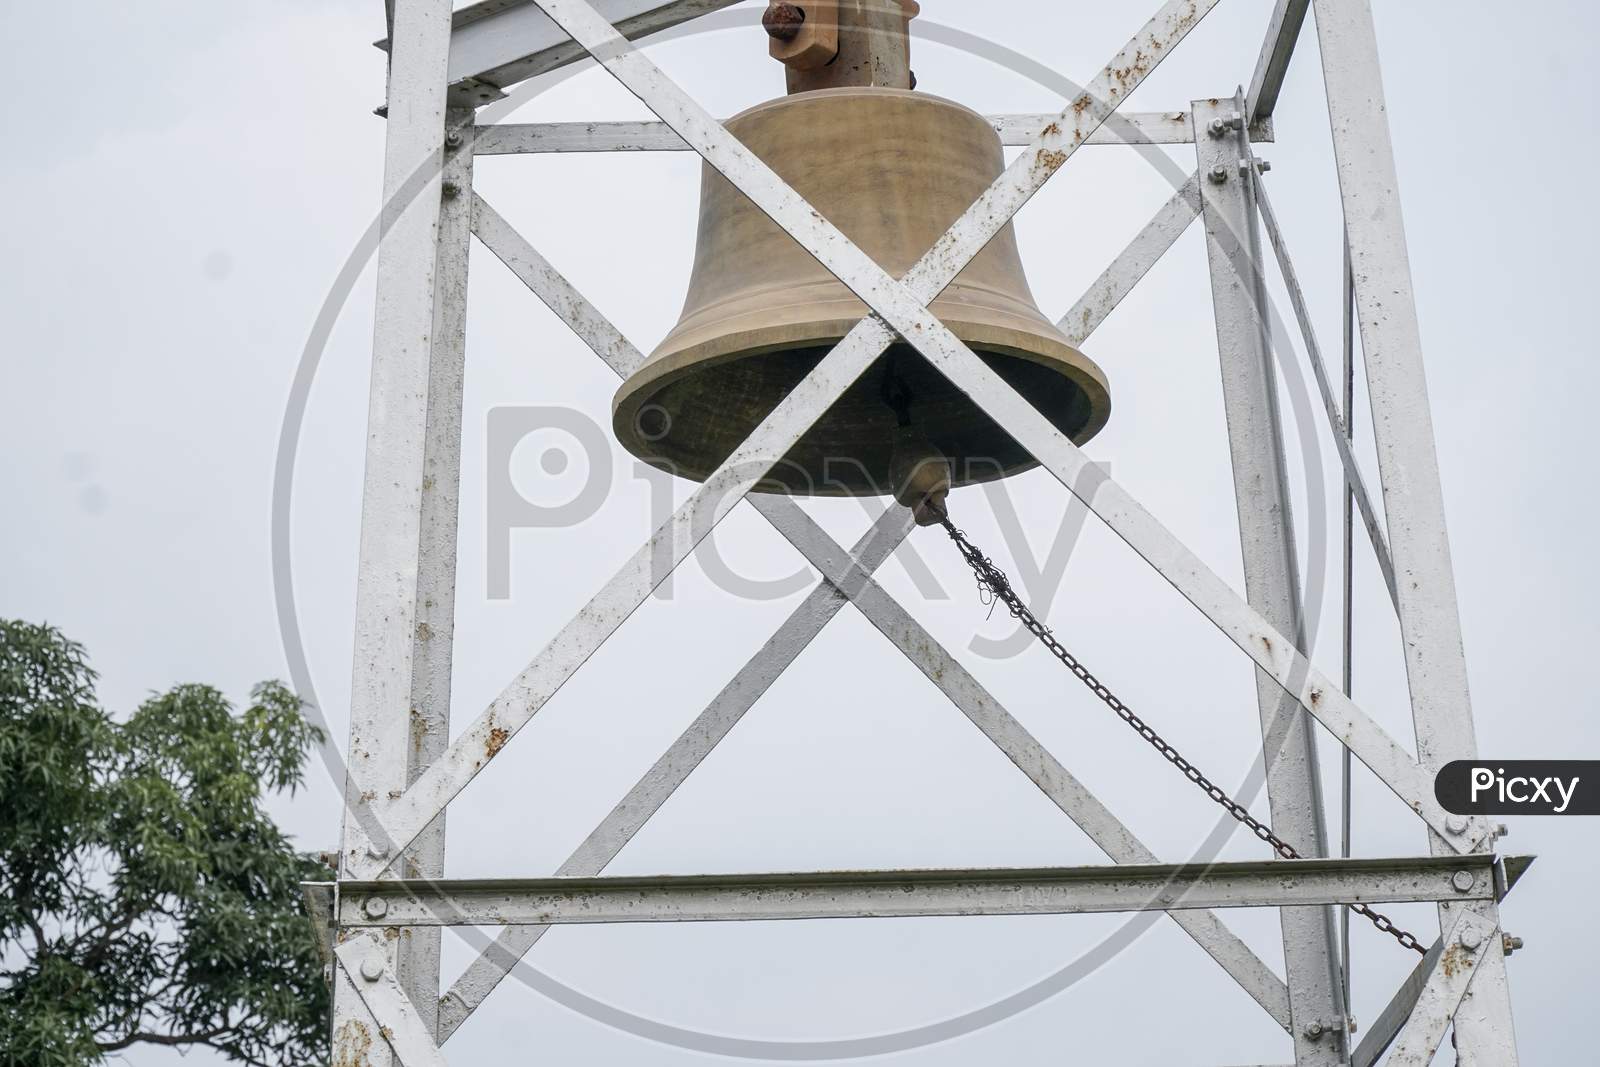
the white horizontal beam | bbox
[340,857,1498,927]
[471,112,1274,154]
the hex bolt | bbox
[444,129,463,150]
[1237,158,1254,177]
[1303,1020,1326,1040]
[1446,814,1469,835]
[1207,110,1244,137]
[1460,926,1485,952]
[763,1,806,42]
[1451,869,1476,893]
[1256,159,1272,173]
[1208,164,1230,184]
[365,842,390,861]
[359,955,385,982]
[1502,933,1524,956]
[363,895,389,920]
[442,180,462,200]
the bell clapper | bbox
[881,358,952,527]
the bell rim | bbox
[612,319,1112,494]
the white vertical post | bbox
[1194,97,1345,1065]
[394,107,475,1037]
[1312,0,1518,1060]
[335,0,456,1058]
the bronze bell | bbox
[612,14,1110,501]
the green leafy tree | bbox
[0,620,330,1066]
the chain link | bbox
[935,512,1428,957]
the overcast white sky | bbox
[2,1,1596,1063]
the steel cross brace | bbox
[339,0,1520,1062]
[438,195,1291,1038]
[342,0,1234,881]
[348,0,1482,896]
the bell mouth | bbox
[612,330,1110,496]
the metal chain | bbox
[934,512,1427,956]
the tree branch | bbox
[96,1024,228,1054]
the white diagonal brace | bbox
[336,936,452,1067]
[1247,0,1311,121]
[1350,935,1442,1067]
[529,0,1466,850]
[1254,177,1397,607]
[350,0,1219,880]
[458,202,1292,1034]
[864,273,1467,849]
[1382,911,1499,1065]
[1058,172,1201,345]
[436,505,914,1039]
[761,497,1294,1029]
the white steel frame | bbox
[328,0,1524,1063]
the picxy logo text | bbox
[1436,760,1598,816]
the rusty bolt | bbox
[1208,164,1229,184]
[442,180,462,199]
[763,2,806,42]
[1460,926,1485,952]
[363,896,389,920]
[1451,869,1476,893]
[1502,933,1524,956]
[359,954,386,982]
